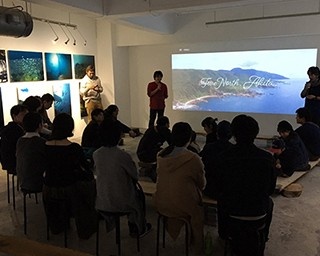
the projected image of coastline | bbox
[0,50,7,83]
[172,49,317,115]
[73,55,95,79]
[45,53,72,81]
[8,50,44,82]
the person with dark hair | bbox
[81,108,104,159]
[104,104,137,137]
[94,121,152,238]
[187,131,201,154]
[80,65,103,121]
[43,113,97,239]
[154,122,206,254]
[23,96,42,113]
[0,104,28,175]
[39,93,55,130]
[201,120,234,199]
[295,107,320,161]
[275,120,310,177]
[215,115,277,255]
[147,70,168,128]
[300,66,320,126]
[136,116,171,181]
[16,112,46,192]
[201,116,218,145]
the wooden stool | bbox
[22,189,41,235]
[96,211,140,256]
[282,183,303,198]
[156,213,189,256]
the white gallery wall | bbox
[2,0,320,138]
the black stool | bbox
[22,189,41,235]
[45,197,68,248]
[6,172,19,210]
[96,211,140,256]
[156,213,189,256]
[224,215,266,256]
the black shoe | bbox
[130,223,152,238]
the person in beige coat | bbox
[153,122,206,254]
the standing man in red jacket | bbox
[147,70,168,128]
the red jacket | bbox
[147,81,168,109]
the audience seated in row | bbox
[16,112,46,192]
[215,115,277,255]
[201,120,233,199]
[43,113,97,239]
[0,105,28,175]
[295,107,320,161]
[201,116,218,145]
[154,122,206,254]
[272,120,310,177]
[94,120,151,237]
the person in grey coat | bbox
[94,120,151,237]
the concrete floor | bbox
[0,135,320,255]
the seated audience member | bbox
[39,93,55,130]
[43,113,97,239]
[94,121,151,237]
[201,117,218,145]
[276,120,310,177]
[215,115,277,255]
[187,131,201,154]
[104,104,137,138]
[137,116,171,182]
[16,112,46,192]
[23,95,51,137]
[154,122,206,254]
[81,108,104,159]
[295,107,320,161]
[0,105,28,175]
[201,120,234,199]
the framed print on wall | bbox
[0,50,8,83]
[45,53,72,81]
[53,82,71,116]
[8,50,44,82]
[73,54,95,79]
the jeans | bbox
[148,108,164,128]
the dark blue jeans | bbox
[148,109,164,128]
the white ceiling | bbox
[26,0,320,34]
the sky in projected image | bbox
[172,49,317,115]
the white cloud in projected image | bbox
[172,49,317,79]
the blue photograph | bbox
[45,53,72,80]
[172,49,317,115]
[73,54,95,79]
[53,83,71,116]
[8,50,44,82]
[0,50,7,83]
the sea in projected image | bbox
[193,78,305,115]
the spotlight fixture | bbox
[76,27,87,46]
[47,22,59,43]
[59,24,70,44]
[66,26,76,46]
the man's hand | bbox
[129,130,137,138]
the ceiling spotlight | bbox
[76,27,87,46]
[66,26,77,46]
[48,22,59,43]
[59,24,70,45]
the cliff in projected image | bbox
[172,68,304,115]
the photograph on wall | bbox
[79,82,87,118]
[45,53,72,81]
[0,50,8,83]
[53,82,71,116]
[172,48,317,115]
[73,54,95,79]
[17,85,53,104]
[0,88,4,128]
[8,50,44,82]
